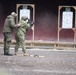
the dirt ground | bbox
[0,46,76,75]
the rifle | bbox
[26,19,35,31]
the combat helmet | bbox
[21,16,28,20]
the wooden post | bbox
[58,6,76,43]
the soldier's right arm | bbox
[20,20,30,28]
[14,23,22,27]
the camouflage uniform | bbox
[15,16,30,55]
[3,12,17,55]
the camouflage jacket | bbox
[3,15,15,33]
[16,20,30,36]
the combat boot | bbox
[23,52,28,56]
[4,53,13,56]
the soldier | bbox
[3,12,18,55]
[14,16,31,56]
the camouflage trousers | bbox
[3,33,12,54]
[15,33,26,53]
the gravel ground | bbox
[0,46,76,75]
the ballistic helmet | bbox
[21,16,28,20]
